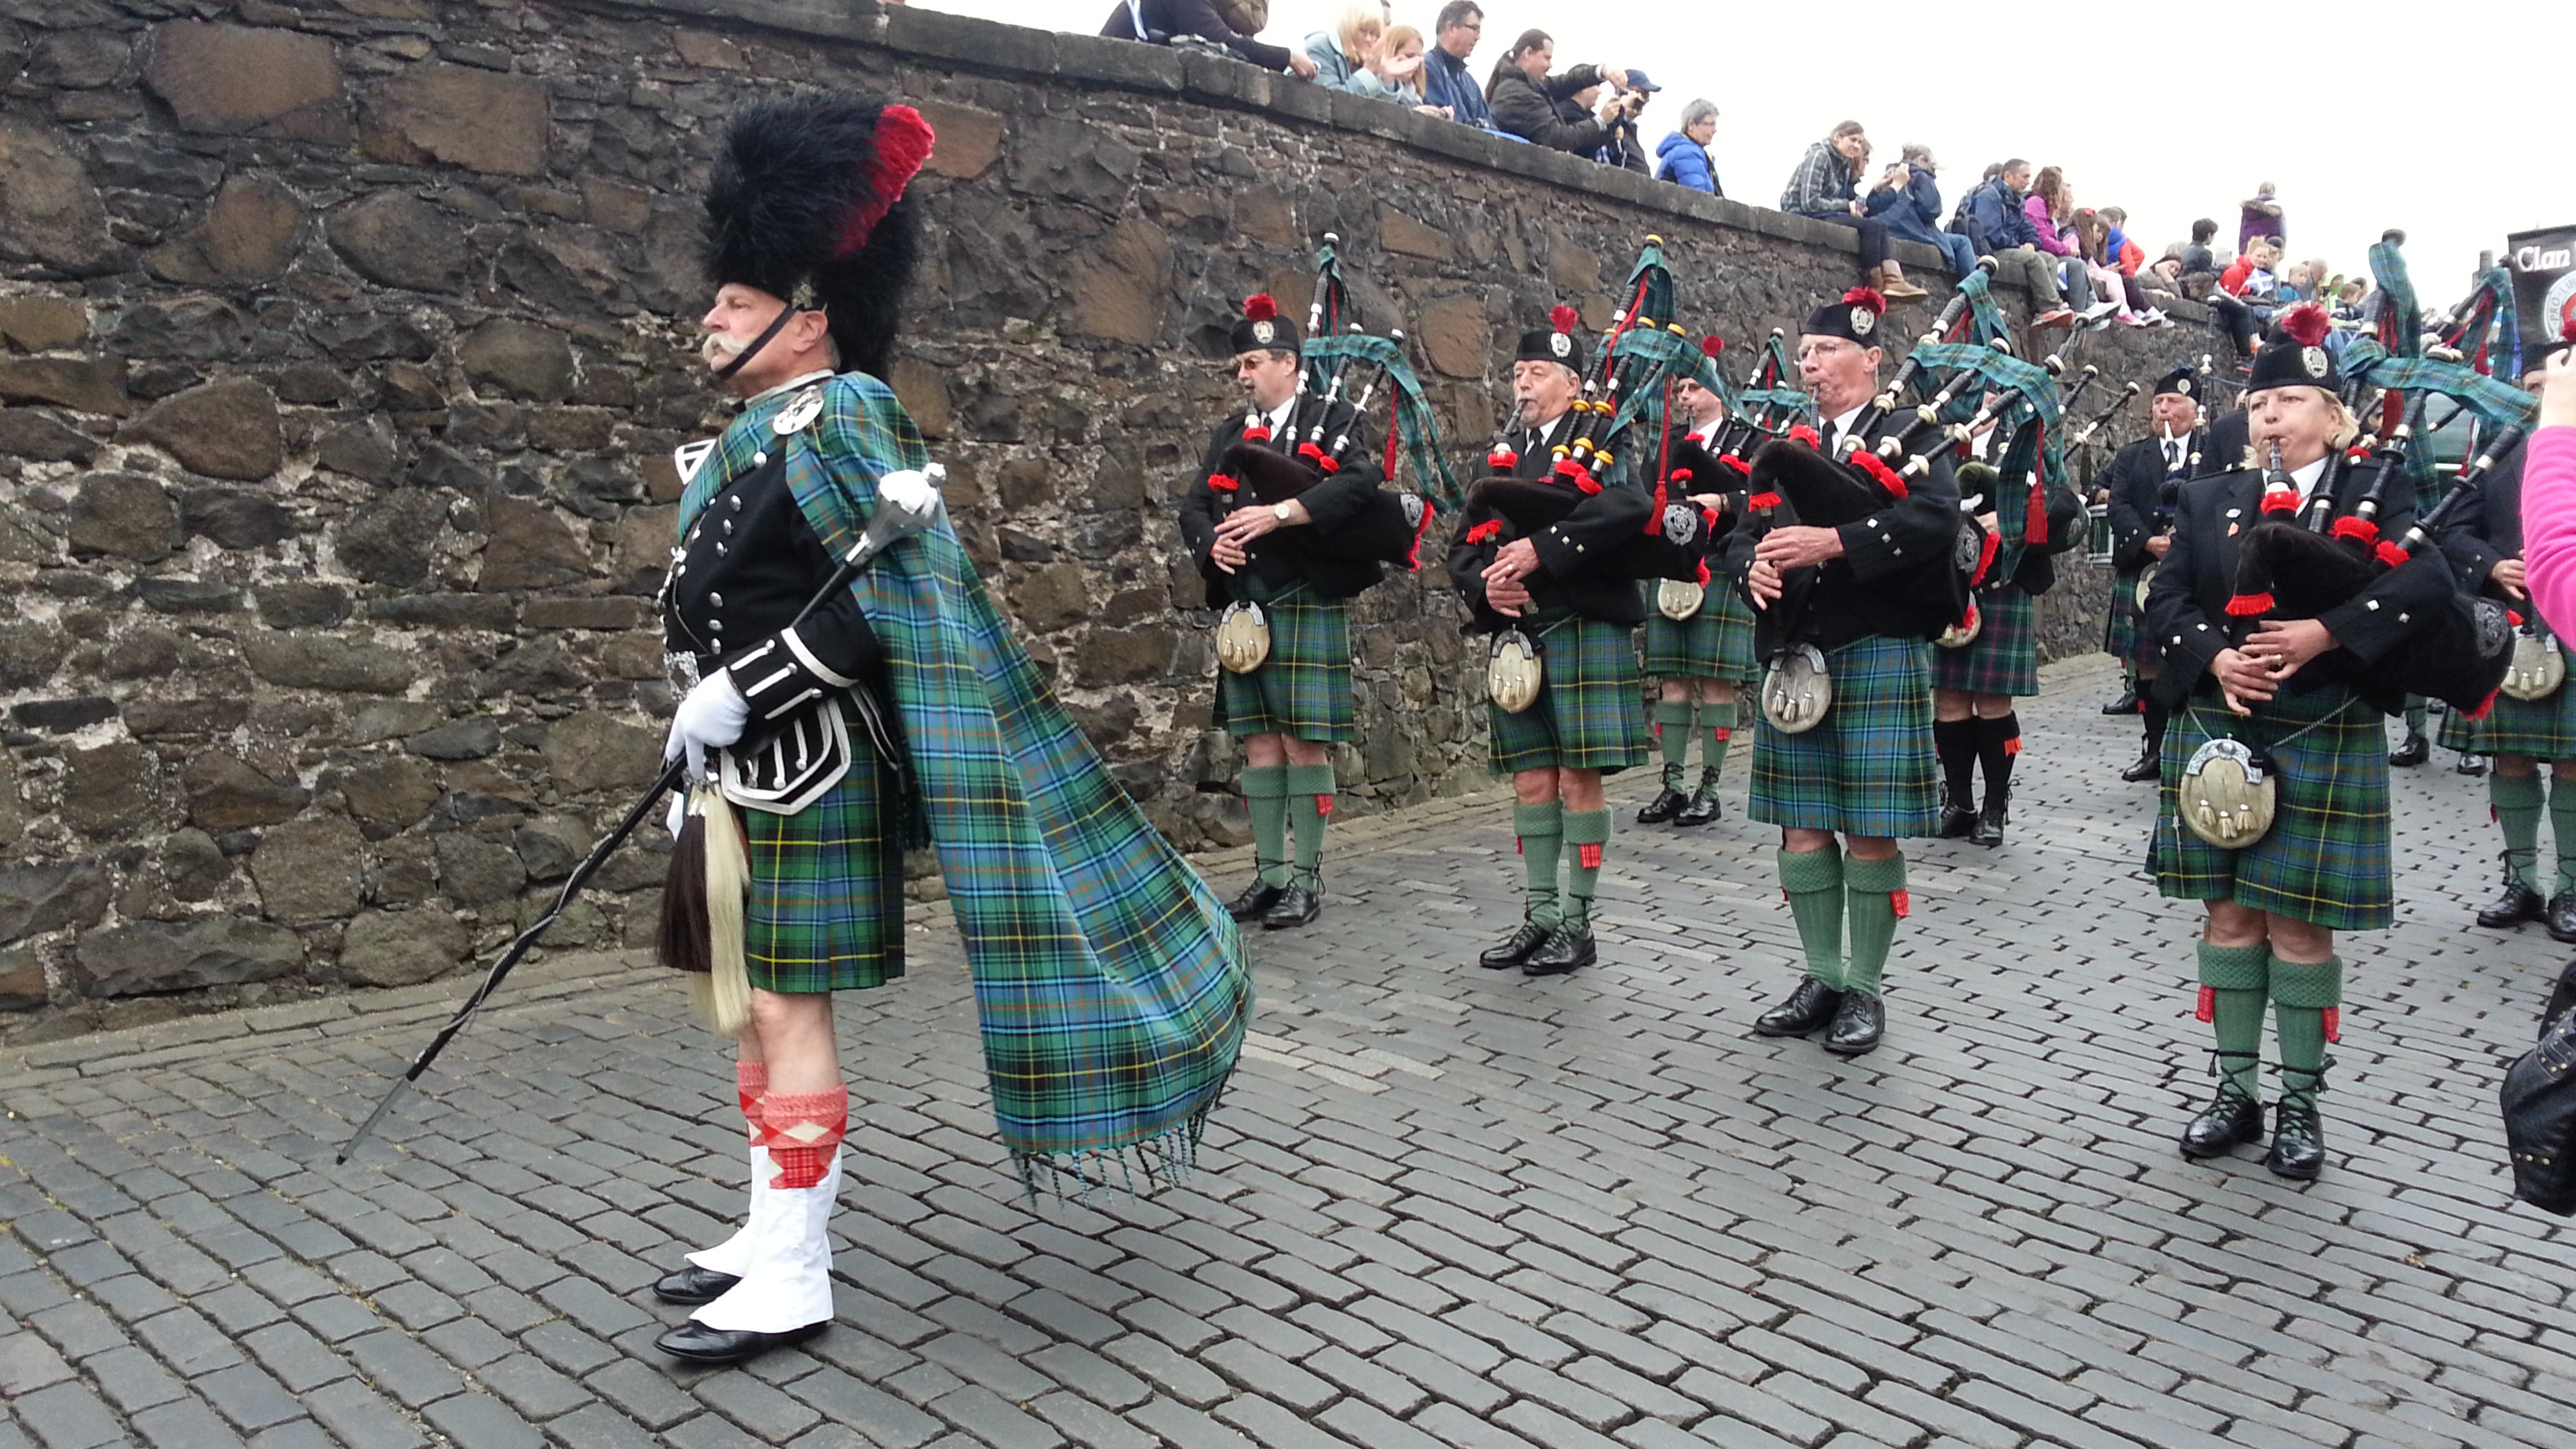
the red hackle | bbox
[837,105,935,259]
[2280,302,2331,347]
[1840,286,1888,317]
[1549,304,1580,335]
[1243,293,1279,323]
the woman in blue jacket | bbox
[1654,99,1722,196]
[1874,144,1976,279]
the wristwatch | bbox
[1271,503,1294,523]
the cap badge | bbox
[1251,320,1276,345]
[1850,306,1876,338]
[1550,333,1572,359]
[2177,379,2192,395]
[2301,346,2330,378]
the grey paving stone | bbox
[129,1396,251,1449]
[197,1362,307,1432]
[695,1367,823,1443]
[13,1380,129,1449]
[422,1392,545,1449]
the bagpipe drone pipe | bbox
[1737,417,1979,656]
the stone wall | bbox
[0,0,2226,1035]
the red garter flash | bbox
[1889,889,1910,918]
[2323,1008,2340,1043]
[1577,844,1602,870]
[2196,986,2215,1023]
[1316,796,1333,816]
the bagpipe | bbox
[1210,236,1458,573]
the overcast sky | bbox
[923,0,2570,313]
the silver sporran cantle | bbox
[1215,601,1271,674]
[1760,642,1833,733]
[1935,598,1983,650]
[2503,629,2567,702]
[2178,737,2275,849]
[1487,629,1544,713]
[2135,559,2160,611]
[1656,579,1705,621]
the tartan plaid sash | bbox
[691,375,1252,1193]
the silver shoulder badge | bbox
[1662,503,1698,545]
[672,437,721,489]
[772,384,827,436]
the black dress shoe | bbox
[1521,928,1597,975]
[2457,753,2488,776]
[2388,732,2430,767]
[1260,884,1321,930]
[2120,749,2162,784]
[1936,803,1977,840]
[655,1319,829,1365]
[2179,1082,2266,1159]
[1672,785,1722,828]
[1479,921,1550,970]
[2547,893,2576,945]
[2477,854,2545,929]
[1754,978,1844,1036]
[2264,1091,2325,1181]
[652,1264,742,1306]
[2102,685,2141,715]
[1636,784,1688,825]
[1225,878,1283,923]
[1970,795,2007,848]
[1821,990,1884,1055]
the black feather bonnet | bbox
[702,95,935,381]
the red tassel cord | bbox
[2224,592,2275,617]
[1463,519,1503,545]
[1208,473,1239,492]
[2322,1008,2340,1043]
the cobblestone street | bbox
[3,655,2571,1449]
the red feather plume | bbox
[837,105,935,260]
[1840,286,1888,316]
[2280,302,2331,348]
[1243,294,1279,323]
[1549,305,1580,335]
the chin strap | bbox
[716,302,802,382]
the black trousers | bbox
[1796,211,1888,271]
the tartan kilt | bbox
[736,704,907,994]
[1215,580,1354,743]
[2436,678,2576,758]
[2103,568,2144,661]
[2149,684,2391,930]
[1928,586,2039,696]
[1640,581,1759,683]
[1488,612,1649,775]
[1749,634,1942,837]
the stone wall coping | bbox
[584,0,2211,326]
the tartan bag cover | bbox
[689,375,1252,1190]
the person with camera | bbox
[1483,29,1643,159]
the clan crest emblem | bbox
[2301,346,2330,378]
[1850,306,1877,338]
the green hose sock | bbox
[2404,702,2427,737]
[1282,763,1335,882]
[2548,772,2576,897]
[1512,800,1563,930]
[1701,698,1736,782]
[1242,764,1290,888]
[2269,954,2342,1087]
[1653,698,1695,778]
[1561,809,1610,938]
[2196,941,2271,1097]
[2495,773,2544,892]
[1777,844,1845,989]
[1840,852,1907,998]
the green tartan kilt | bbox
[1640,581,1759,683]
[2149,684,2391,930]
[1215,580,1354,743]
[735,706,907,994]
[2104,568,2145,661]
[1928,586,2039,696]
[2436,676,2576,758]
[1749,635,1941,837]
[1488,612,1649,775]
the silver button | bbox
[710,592,724,607]
[722,519,734,535]
[716,542,728,556]
[753,451,769,466]
[730,495,744,511]
[709,618,723,632]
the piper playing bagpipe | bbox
[1179,264,1413,933]
[2145,302,2496,1183]
[646,95,1249,1365]
[2100,365,2208,781]
[1724,286,1966,1059]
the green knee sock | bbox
[1653,698,1695,780]
[1841,852,1907,998]
[2494,773,2544,891]
[1513,800,1563,930]
[1700,698,1737,786]
[1242,764,1290,888]
[1282,763,1334,883]
[2269,953,2342,1089]
[2404,701,2427,736]
[2196,941,2270,1098]
[1777,845,1844,988]
[2549,773,2576,897]
[1561,808,1610,935]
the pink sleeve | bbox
[2522,428,2576,635]
[2025,197,2072,255]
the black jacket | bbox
[2203,408,2253,477]
[1099,0,1293,70]
[1720,412,1963,651]
[1486,64,1612,156]
[2437,436,2529,596]
[2102,430,2201,572]
[1447,410,1651,628]
[1178,395,1390,604]
[2144,460,2452,713]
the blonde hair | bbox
[1382,21,1422,55]
[1337,3,1383,58]
[2324,394,2361,451]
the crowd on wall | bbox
[1101,1,2358,366]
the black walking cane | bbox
[339,475,945,1163]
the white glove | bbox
[665,670,749,780]
[665,789,687,840]
[878,464,942,516]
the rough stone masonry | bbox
[0,0,2223,1035]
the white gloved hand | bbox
[665,670,750,780]
[877,463,943,516]
[665,789,687,840]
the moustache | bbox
[699,332,749,366]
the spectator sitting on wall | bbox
[1557,71,1658,174]
[1879,143,1978,280]
[1779,120,1926,301]
[1485,30,1638,159]
[1304,4,1385,92]
[2212,236,2283,361]
[2238,181,2283,253]
[1964,159,2076,328]
[1354,23,1447,114]
[2072,209,2162,327]
[1654,99,1722,196]
[2177,217,2222,301]
[2024,167,2116,324]
[1103,0,1319,78]
[1420,1,1499,129]
[2099,206,2147,276]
